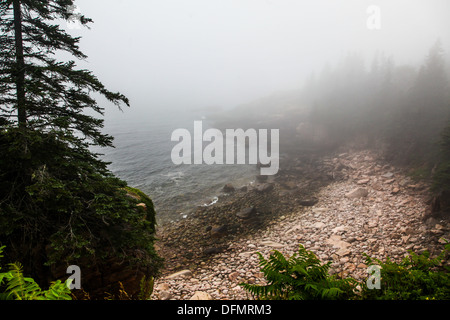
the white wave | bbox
[201,196,219,207]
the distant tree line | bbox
[302,40,450,215]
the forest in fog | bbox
[302,40,450,167]
[217,40,450,169]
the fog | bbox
[66,0,450,121]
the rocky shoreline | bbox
[152,148,449,300]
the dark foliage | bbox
[0,0,162,287]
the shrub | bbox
[241,244,450,300]
[361,243,450,300]
[0,129,163,289]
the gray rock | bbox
[256,183,274,193]
[189,291,213,300]
[260,240,284,248]
[345,187,368,199]
[298,198,318,206]
[236,207,256,219]
[203,247,223,255]
[165,269,193,279]
[382,172,394,178]
[256,175,268,182]
[159,291,172,300]
[312,222,326,229]
[357,178,370,185]
[210,225,228,238]
[223,184,235,193]
[239,185,248,192]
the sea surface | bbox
[92,108,258,225]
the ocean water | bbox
[92,109,258,225]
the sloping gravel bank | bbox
[152,149,449,300]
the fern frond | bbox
[5,262,42,300]
[138,276,154,300]
[241,244,358,300]
[37,280,72,300]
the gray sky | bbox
[67,0,450,118]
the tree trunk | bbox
[13,0,26,128]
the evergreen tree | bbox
[431,121,450,216]
[0,0,128,140]
[0,0,162,292]
[385,41,450,165]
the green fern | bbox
[0,246,72,300]
[138,275,155,300]
[240,244,358,300]
[4,262,42,300]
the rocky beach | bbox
[152,147,450,300]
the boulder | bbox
[210,225,228,238]
[312,222,326,229]
[165,269,193,279]
[356,178,370,185]
[222,184,235,193]
[336,248,351,257]
[260,240,284,248]
[382,172,394,178]
[331,226,347,234]
[282,181,298,190]
[203,247,223,255]
[159,291,172,300]
[312,207,327,214]
[256,183,274,193]
[256,175,268,183]
[228,272,240,282]
[345,187,368,199]
[189,291,213,300]
[325,235,350,250]
[236,207,256,219]
[239,185,248,192]
[298,198,318,206]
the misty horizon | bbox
[60,0,450,122]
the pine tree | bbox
[0,0,162,292]
[0,0,128,141]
